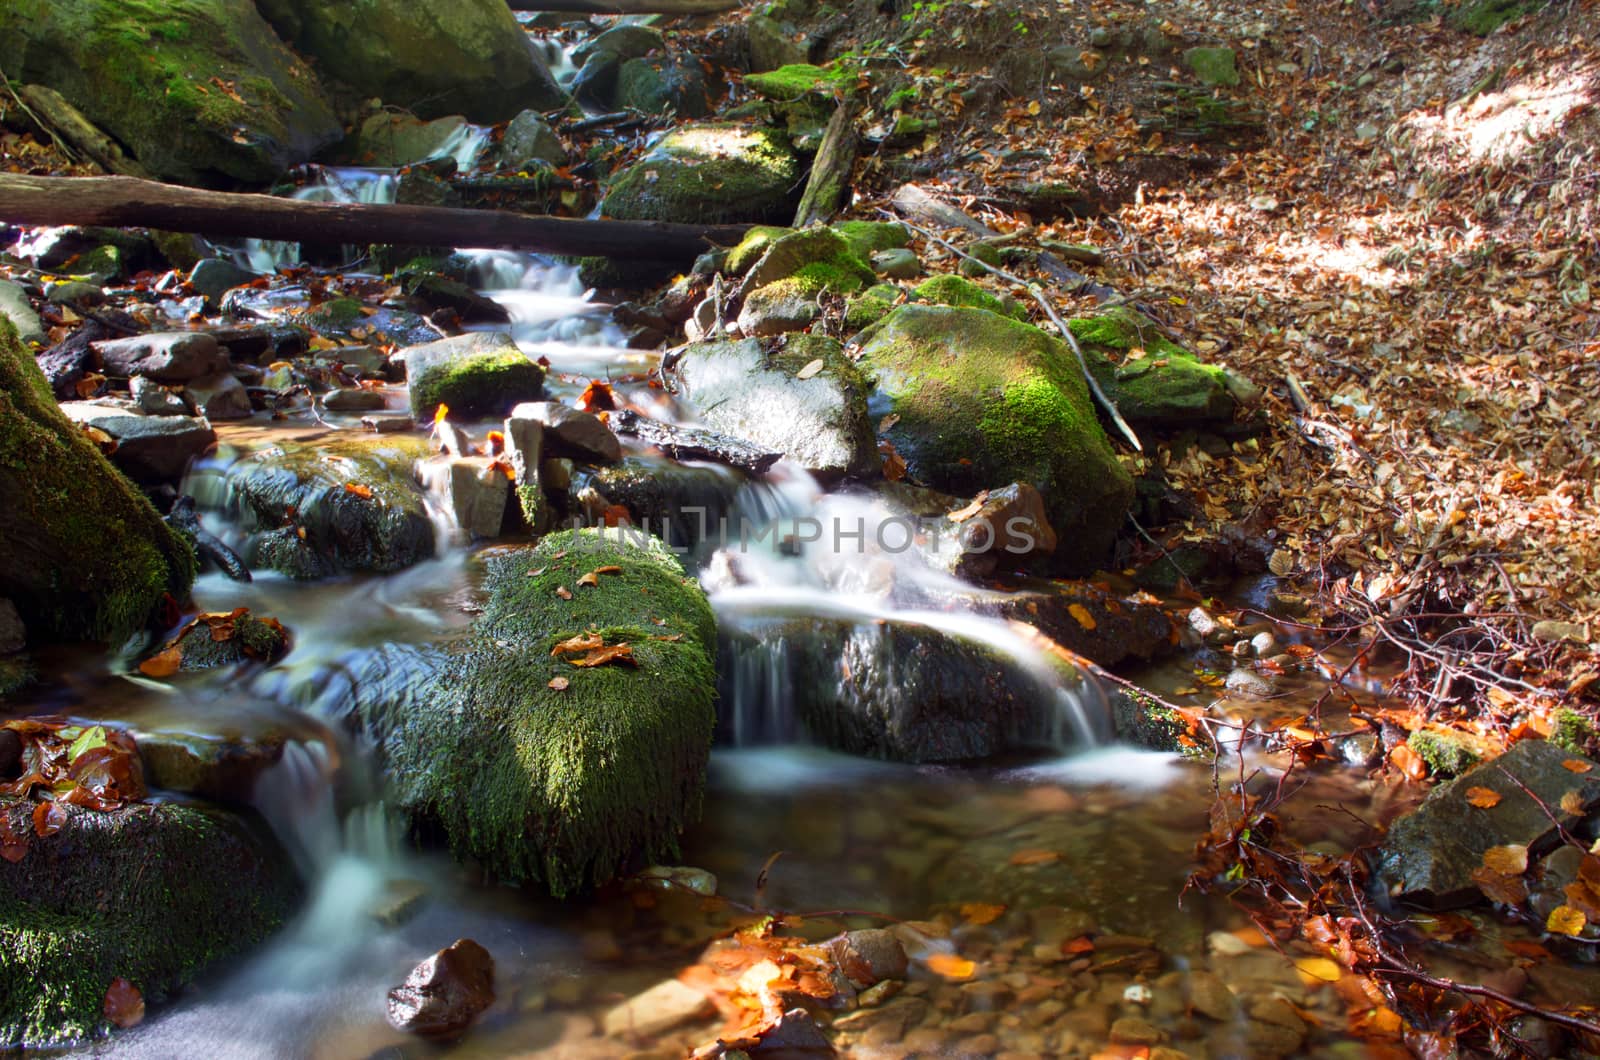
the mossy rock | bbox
[408,348,545,422]
[1448,0,1540,33]
[0,0,342,185]
[301,298,437,348]
[844,286,900,331]
[911,273,1023,319]
[1407,729,1482,779]
[602,124,800,226]
[0,796,298,1048]
[744,62,852,102]
[856,305,1133,572]
[255,0,567,122]
[587,459,744,552]
[0,320,195,643]
[353,530,718,895]
[726,225,794,276]
[958,241,1003,278]
[831,221,910,261]
[1184,46,1240,87]
[744,227,876,294]
[1553,709,1596,755]
[1069,307,1238,428]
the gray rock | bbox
[497,110,565,170]
[136,728,287,804]
[93,331,229,383]
[1375,740,1600,907]
[872,247,922,279]
[504,409,544,526]
[321,387,387,412]
[736,283,819,336]
[420,455,511,539]
[585,457,741,551]
[352,112,468,167]
[44,280,105,307]
[931,482,1057,579]
[509,402,621,463]
[677,334,875,479]
[0,280,43,345]
[386,938,495,1039]
[188,258,257,306]
[403,332,544,421]
[185,372,253,420]
[0,599,23,654]
[57,402,217,485]
[572,23,664,66]
[746,14,807,72]
[130,375,192,416]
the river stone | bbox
[615,54,711,118]
[303,298,438,349]
[572,24,665,67]
[45,281,106,308]
[404,332,543,422]
[742,226,876,294]
[873,247,923,280]
[337,530,718,895]
[191,438,435,578]
[130,375,191,416]
[989,578,1175,668]
[856,305,1134,573]
[746,14,807,72]
[0,281,43,346]
[604,977,714,1038]
[255,0,566,122]
[0,600,22,655]
[420,455,511,539]
[93,332,229,383]
[321,387,386,412]
[57,402,216,485]
[0,0,342,185]
[0,795,298,1049]
[352,112,468,168]
[676,334,875,480]
[185,372,253,421]
[386,938,495,1039]
[1070,307,1242,428]
[586,458,742,552]
[188,258,257,307]
[136,728,288,804]
[832,929,909,987]
[1375,740,1600,908]
[497,110,565,170]
[925,482,1058,578]
[603,124,800,226]
[0,322,196,643]
[510,402,622,464]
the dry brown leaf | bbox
[794,358,825,380]
[137,646,183,678]
[1471,866,1528,906]
[550,632,604,657]
[1464,786,1503,809]
[1482,844,1529,876]
[947,492,989,523]
[1009,849,1060,866]
[1561,790,1588,815]
[960,902,1006,925]
[554,585,573,600]
[1563,759,1594,774]
[547,676,570,691]
[102,977,144,1029]
[576,565,623,588]
[569,643,637,668]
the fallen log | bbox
[0,174,752,260]
[14,85,153,180]
[794,100,859,228]
[507,0,737,12]
[608,409,781,474]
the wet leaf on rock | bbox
[1470,866,1528,906]
[344,482,374,499]
[569,644,637,668]
[878,439,907,482]
[1547,905,1587,937]
[1563,759,1594,774]
[794,358,825,380]
[1482,844,1529,876]
[1009,849,1060,866]
[138,646,183,678]
[1464,786,1502,809]
[1561,790,1588,815]
[550,632,604,657]
[947,492,989,522]
[31,799,67,838]
[103,977,144,1029]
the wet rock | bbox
[511,402,622,464]
[352,112,468,168]
[573,24,665,67]
[154,609,288,672]
[0,600,22,655]
[585,458,742,551]
[0,795,298,1048]
[44,280,106,308]
[832,929,909,987]
[93,331,228,383]
[1224,667,1274,697]
[1111,1016,1165,1045]
[991,578,1174,669]
[420,455,511,539]
[603,124,800,226]
[616,54,711,119]
[188,258,257,307]
[404,332,543,421]
[632,864,718,896]
[497,109,566,170]
[304,298,437,348]
[130,375,191,416]
[0,281,43,345]
[1375,740,1600,907]
[676,334,875,479]
[935,482,1058,578]
[856,305,1133,573]
[184,372,253,420]
[322,387,387,412]
[603,977,713,1038]
[137,728,287,803]
[401,271,509,325]
[370,878,430,928]
[744,1008,836,1057]
[1185,970,1238,1021]
[57,402,217,486]
[386,938,495,1039]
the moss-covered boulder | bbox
[188,438,434,578]
[725,225,793,275]
[0,796,298,1048]
[406,340,545,422]
[1068,307,1240,428]
[678,334,875,480]
[856,305,1133,572]
[585,459,744,552]
[602,124,800,226]
[912,273,1023,319]
[0,0,342,186]
[255,0,566,122]
[349,530,718,895]
[0,322,194,644]
[615,54,711,118]
[744,63,852,102]
[743,227,876,294]
[832,221,910,261]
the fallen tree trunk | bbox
[14,85,153,180]
[0,174,752,260]
[794,100,859,228]
[506,0,736,12]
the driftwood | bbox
[507,0,737,12]
[14,85,153,180]
[794,101,860,227]
[609,410,782,474]
[0,174,752,260]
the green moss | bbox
[830,220,909,260]
[958,241,1002,278]
[0,798,297,1048]
[373,530,718,896]
[408,349,544,422]
[602,124,800,226]
[1112,689,1201,756]
[845,290,897,330]
[1448,0,1539,33]
[726,226,793,275]
[743,227,877,295]
[305,297,365,330]
[1407,729,1481,779]
[0,321,194,643]
[912,273,1021,318]
[884,87,918,110]
[175,613,287,670]
[744,62,851,101]
[1068,307,1237,427]
[1553,709,1596,755]
[1184,46,1239,86]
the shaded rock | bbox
[352,112,469,168]
[585,458,742,551]
[573,24,664,67]
[0,0,341,185]
[386,938,495,1039]
[616,54,711,118]
[603,124,800,226]
[931,482,1057,578]
[1185,46,1240,86]
[1375,740,1600,907]
[677,334,875,480]
[136,728,287,804]
[44,281,105,308]
[0,281,42,346]
[872,247,922,279]
[832,929,908,987]
[93,332,228,383]
[0,600,22,655]
[990,579,1174,668]
[56,402,215,485]
[257,0,566,122]
[152,609,288,672]
[401,271,509,325]
[322,387,387,412]
[185,372,253,420]
[188,258,256,307]
[405,332,543,421]
[497,109,565,170]
[603,977,713,1038]
[0,727,19,776]
[856,305,1134,573]
[0,795,298,1048]
[746,15,807,72]
[510,402,621,464]
[419,455,511,539]
[1070,307,1243,428]
[303,298,437,349]
[130,375,191,416]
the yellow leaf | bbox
[960,902,1006,925]
[1294,957,1342,983]
[1548,905,1587,937]
[1026,100,1041,116]
[1562,790,1587,815]
[1067,603,1098,630]
[1563,759,1594,774]
[1464,786,1502,809]
[926,953,977,980]
[1482,844,1529,876]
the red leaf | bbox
[103,978,145,1029]
[32,800,67,838]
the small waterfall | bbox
[240,167,404,274]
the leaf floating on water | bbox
[344,482,373,499]
[1482,843,1530,876]
[550,632,604,657]
[103,977,144,1029]
[926,953,977,980]
[1009,849,1060,866]
[1503,939,1552,960]
[554,585,573,600]
[1068,603,1098,631]
[1293,956,1342,983]
[1548,904,1588,937]
[794,358,825,380]
[1464,786,1503,809]
[547,677,570,691]
[137,646,183,678]
[960,902,1006,925]
[1563,759,1594,774]
[569,644,637,668]
[1471,866,1528,906]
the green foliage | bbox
[1553,709,1596,755]
[1407,729,1481,778]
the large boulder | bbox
[0,795,298,1049]
[855,305,1134,573]
[317,530,717,896]
[676,334,875,480]
[256,0,566,122]
[403,332,544,422]
[1069,307,1244,428]
[603,124,800,226]
[0,0,342,185]
[57,402,216,486]
[0,321,195,643]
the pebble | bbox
[1122,983,1152,1006]
[1224,667,1275,697]
[1110,1015,1165,1045]
[1250,631,1279,656]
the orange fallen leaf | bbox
[926,953,977,980]
[138,646,183,678]
[1471,866,1528,906]
[1294,956,1342,983]
[1465,787,1502,809]
[1548,905,1587,937]
[576,565,624,588]
[1482,844,1529,876]
[947,492,990,523]
[960,902,1006,925]
[878,439,907,482]
[569,643,637,668]
[548,677,570,691]
[579,380,616,411]
[1563,759,1594,774]
[344,483,373,499]
[1068,603,1098,631]
[550,632,604,657]
[103,977,144,1029]
[1388,742,1427,781]
[555,586,573,600]
[1562,790,1587,815]
[32,800,67,838]
[1062,936,1095,955]
[1009,849,1060,866]
[0,814,26,863]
